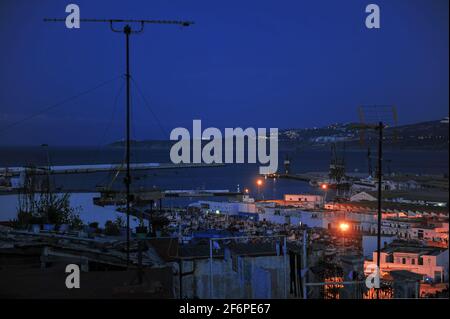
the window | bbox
[402,258,406,264]
[418,257,423,265]
[411,259,415,265]
[418,230,424,239]
[434,271,442,283]
[386,254,394,263]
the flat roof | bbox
[367,190,449,202]
[333,201,449,214]
[381,243,446,256]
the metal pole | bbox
[137,241,143,284]
[209,239,214,298]
[302,230,307,299]
[149,200,154,235]
[42,144,51,218]
[376,121,383,298]
[179,259,183,299]
[283,236,288,299]
[125,24,131,266]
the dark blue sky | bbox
[0,0,448,146]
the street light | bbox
[339,222,350,254]
[256,179,263,199]
[339,222,350,232]
[321,183,329,206]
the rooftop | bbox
[381,242,447,256]
[388,270,423,281]
[332,201,449,214]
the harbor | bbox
[0,0,448,304]
[0,146,448,299]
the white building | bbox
[283,194,324,209]
[350,192,377,202]
[408,221,449,245]
[366,244,449,283]
[257,205,329,229]
[189,196,257,216]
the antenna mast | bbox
[44,17,194,266]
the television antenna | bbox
[43,17,194,268]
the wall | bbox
[181,255,288,299]
[370,251,447,282]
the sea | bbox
[0,146,448,226]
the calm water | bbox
[0,146,448,223]
[0,146,448,196]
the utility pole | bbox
[41,144,51,222]
[124,24,132,266]
[376,121,383,299]
[44,18,193,266]
[353,121,385,298]
[356,105,396,299]
[302,230,308,299]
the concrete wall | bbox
[181,255,289,299]
[436,249,449,281]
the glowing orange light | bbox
[339,222,350,232]
[321,183,328,190]
[244,188,250,194]
[256,179,263,186]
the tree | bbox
[15,192,83,229]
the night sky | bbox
[0,0,448,146]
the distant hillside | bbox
[279,119,449,150]
[109,139,173,150]
[109,118,449,151]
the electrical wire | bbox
[0,75,121,137]
[130,76,169,139]
[97,77,126,150]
